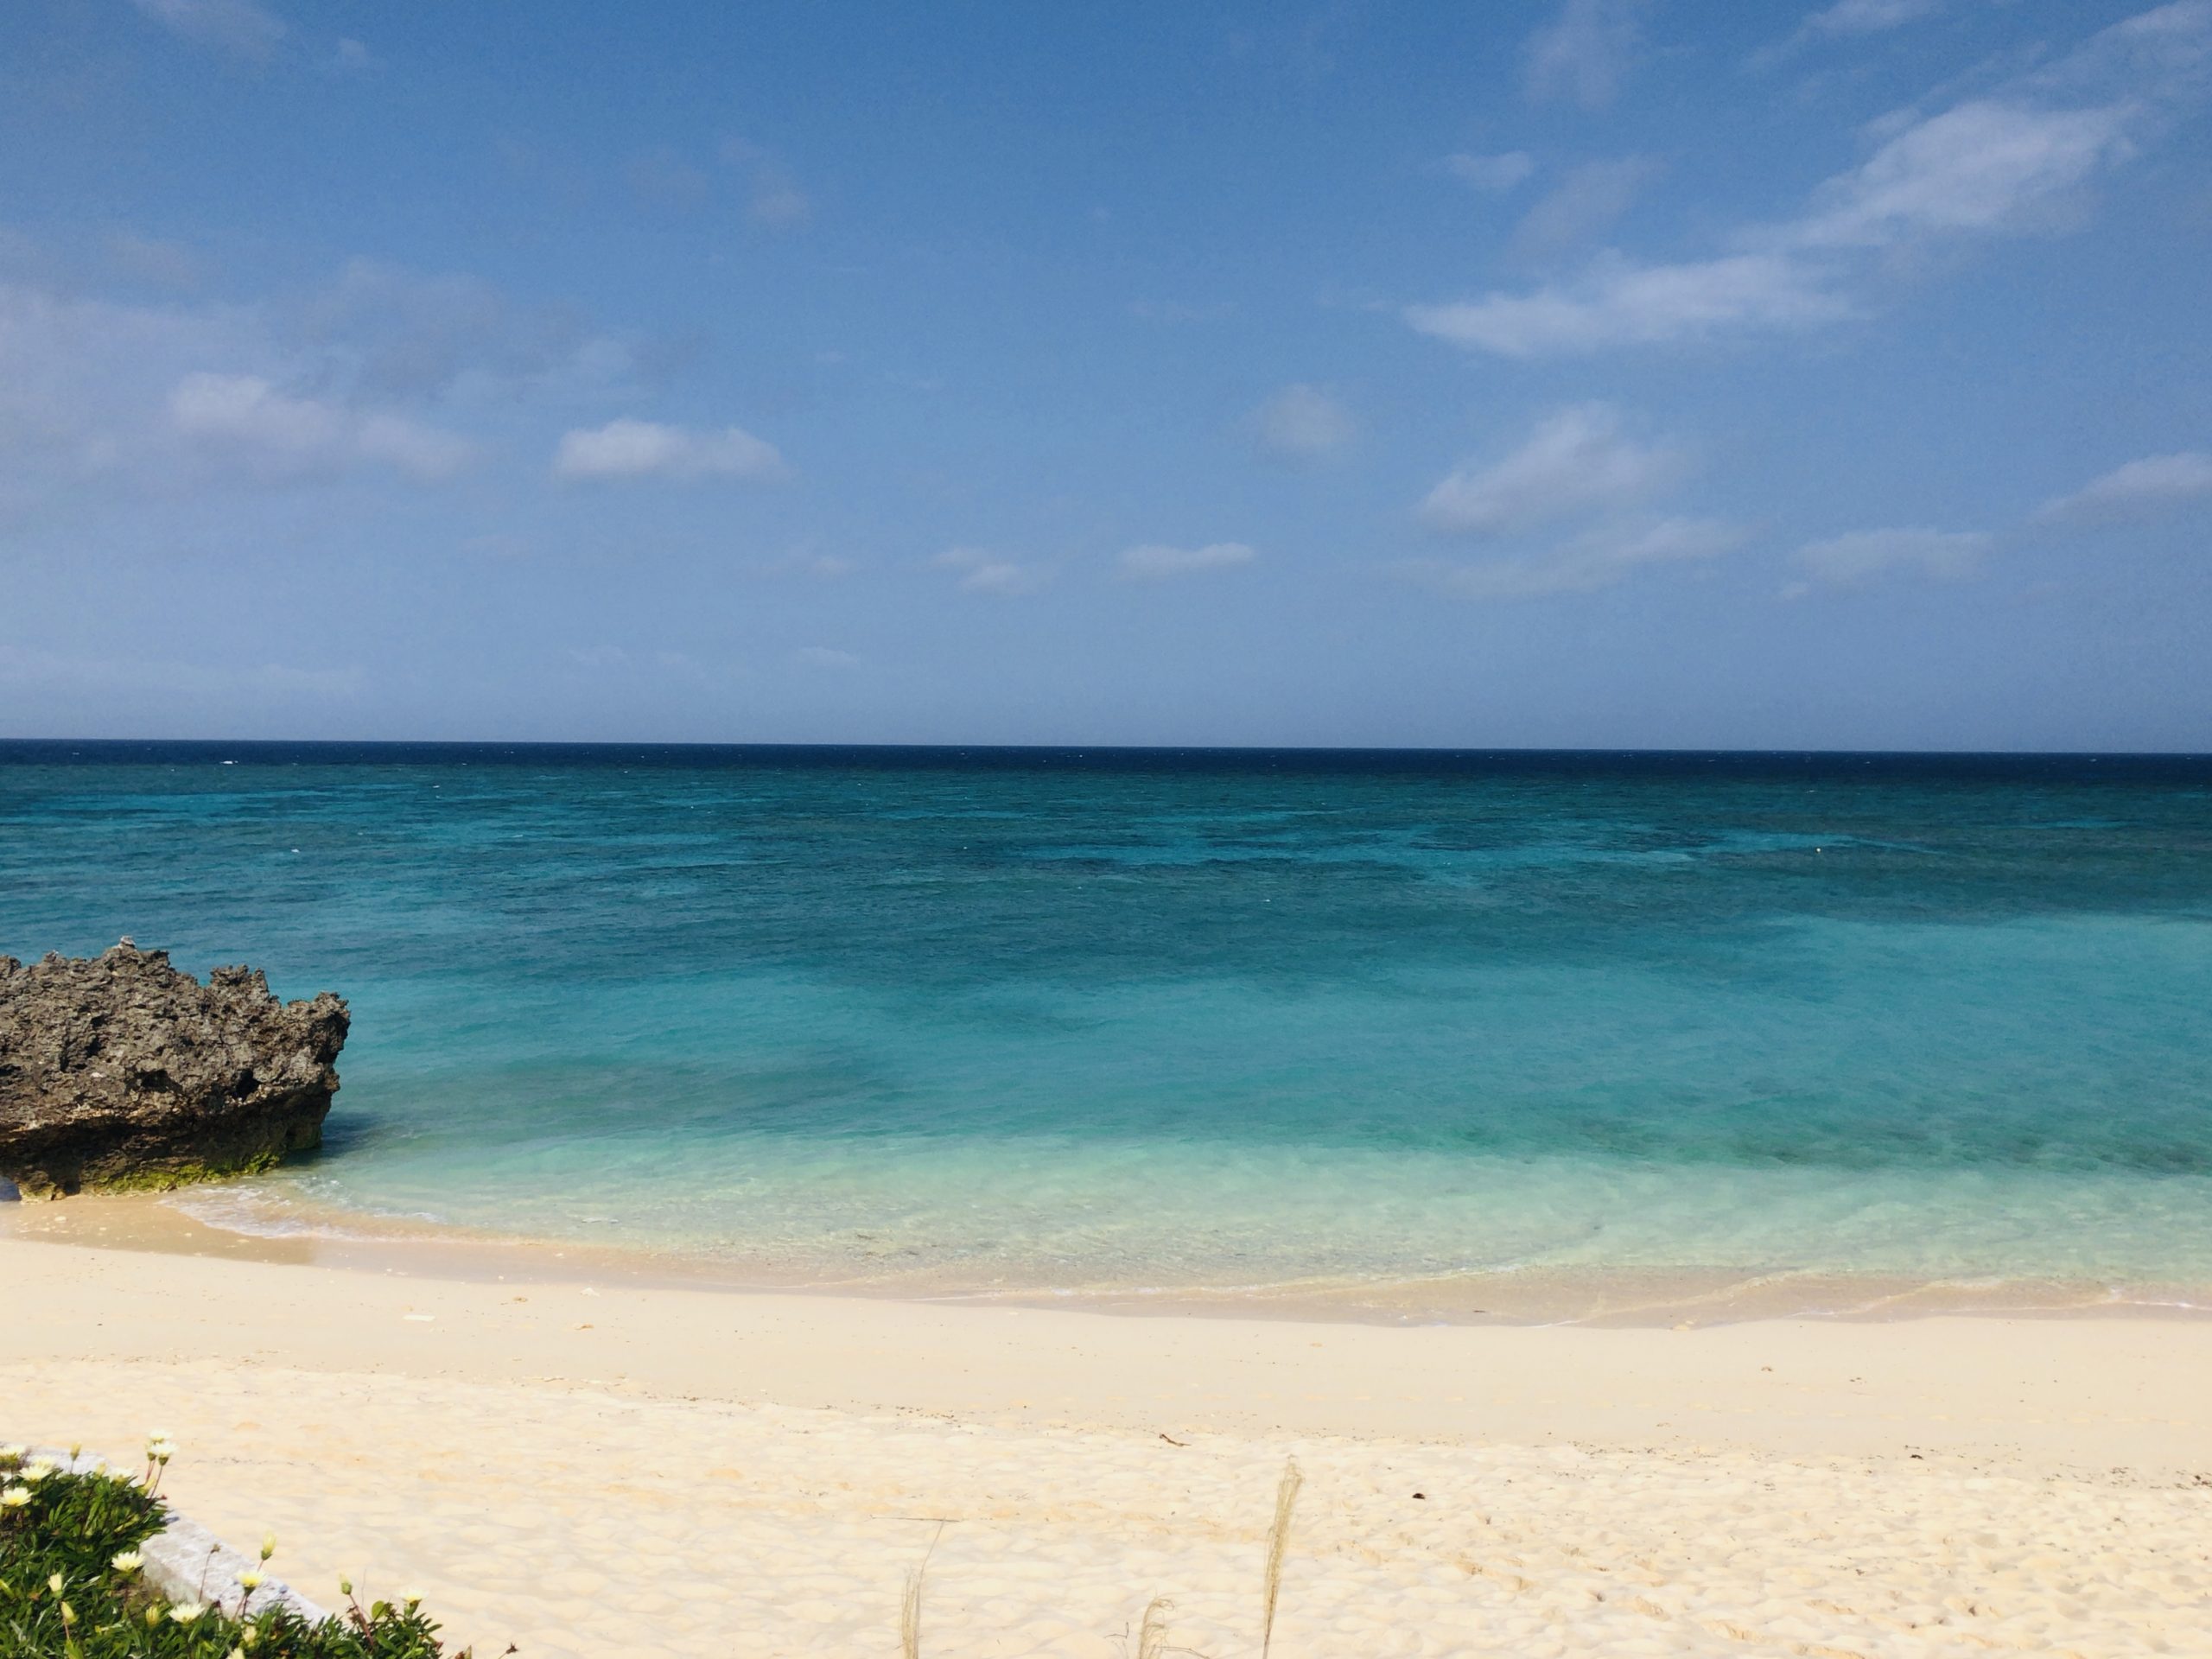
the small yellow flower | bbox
[60,1601,76,1626]
[0,1486,29,1509]
[112,1551,143,1573]
[404,1589,423,1608]
[260,1531,276,1560]
[170,1602,207,1624]
[237,1570,264,1591]
[22,1460,54,1484]
[338,1577,353,1597]
[145,1604,166,1627]
[47,1573,63,1595]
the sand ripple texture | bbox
[5,1359,2208,1659]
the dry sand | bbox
[4,1200,2210,1657]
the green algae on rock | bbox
[0,943,347,1199]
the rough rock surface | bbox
[0,942,347,1198]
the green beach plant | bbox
[0,1443,465,1658]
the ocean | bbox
[4,740,2210,1319]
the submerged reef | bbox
[0,941,347,1198]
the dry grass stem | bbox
[1260,1456,1303,1659]
[1135,1595,1173,1659]
[900,1521,944,1659]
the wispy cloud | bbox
[1408,406,1742,599]
[1402,518,1745,600]
[1117,541,1257,581]
[129,0,286,60]
[2035,450,2212,523]
[1509,156,1664,264]
[1760,0,1948,63]
[168,373,474,482]
[1524,0,1649,110]
[1417,3,2212,357]
[721,139,812,229]
[1420,404,1687,535]
[1785,525,1990,594]
[296,258,644,404]
[1441,151,1536,193]
[933,546,1047,594]
[0,641,359,702]
[792,645,860,670]
[1408,252,1849,356]
[1804,0,1948,35]
[1251,384,1354,461]
[553,418,786,483]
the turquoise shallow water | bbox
[4,741,2211,1311]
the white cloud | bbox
[1407,253,1850,356]
[169,372,476,481]
[1117,542,1258,581]
[129,0,285,60]
[1419,404,1688,535]
[1401,518,1745,600]
[1442,152,1536,193]
[1788,526,1990,591]
[2035,450,2212,522]
[1525,0,1648,110]
[792,645,860,670]
[1252,384,1354,461]
[1509,156,1663,264]
[1417,3,2212,357]
[553,418,786,483]
[1407,407,1739,599]
[1789,101,2135,248]
[933,546,1047,594]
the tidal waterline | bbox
[4,741,2209,1315]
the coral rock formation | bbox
[0,942,347,1198]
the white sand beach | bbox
[5,1202,2210,1658]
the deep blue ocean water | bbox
[5,741,2211,1313]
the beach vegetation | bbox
[0,1446,464,1658]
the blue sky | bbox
[2,0,2208,748]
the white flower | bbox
[0,1444,25,1463]
[48,1573,64,1594]
[112,1551,143,1573]
[404,1588,423,1607]
[22,1459,55,1483]
[170,1602,207,1624]
[237,1569,264,1591]
[0,1487,29,1509]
